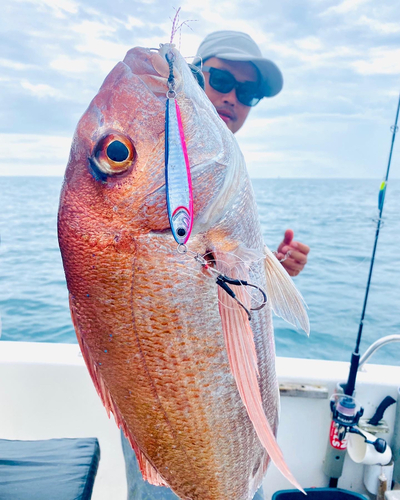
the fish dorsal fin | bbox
[215,252,304,492]
[69,295,168,487]
[264,245,310,335]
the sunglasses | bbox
[201,66,262,107]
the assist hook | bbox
[215,274,268,321]
[187,249,268,321]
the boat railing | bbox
[358,334,400,370]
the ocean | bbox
[0,176,399,365]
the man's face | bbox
[203,57,259,134]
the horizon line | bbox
[1,175,399,180]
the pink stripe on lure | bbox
[165,96,193,245]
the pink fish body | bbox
[58,44,309,500]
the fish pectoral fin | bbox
[216,252,304,493]
[264,245,310,336]
[68,295,168,488]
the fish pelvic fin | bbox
[264,245,310,336]
[69,295,168,487]
[216,256,304,493]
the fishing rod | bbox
[344,92,400,397]
[324,93,400,488]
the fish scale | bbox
[129,236,259,498]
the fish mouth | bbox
[122,46,183,102]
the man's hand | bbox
[275,229,310,277]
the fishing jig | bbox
[163,49,267,319]
[164,51,193,245]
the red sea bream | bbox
[58,43,309,500]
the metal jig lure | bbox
[164,51,193,245]
[164,50,267,319]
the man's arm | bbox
[275,229,310,277]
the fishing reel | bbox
[330,394,364,442]
[330,394,387,454]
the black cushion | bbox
[0,438,100,500]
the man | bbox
[195,30,309,276]
[122,31,309,500]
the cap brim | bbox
[213,53,283,98]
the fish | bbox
[58,43,309,500]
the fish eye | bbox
[90,133,136,177]
[106,140,130,163]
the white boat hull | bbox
[0,341,398,499]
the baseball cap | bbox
[195,30,283,98]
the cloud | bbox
[235,103,400,179]
[255,29,366,74]
[352,47,400,75]
[1,134,71,175]
[321,0,371,16]
[295,36,324,51]
[69,20,130,60]
[1,0,399,178]
[123,16,145,29]
[20,80,65,99]
[180,0,273,47]
[0,59,35,71]
[49,54,112,76]
[14,0,79,18]
[50,55,93,74]
[356,15,400,34]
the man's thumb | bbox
[283,229,294,245]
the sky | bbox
[1,0,400,178]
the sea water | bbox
[0,176,399,365]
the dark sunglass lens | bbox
[189,64,205,90]
[209,69,235,93]
[240,95,261,106]
[237,84,261,107]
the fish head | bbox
[59,44,243,245]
